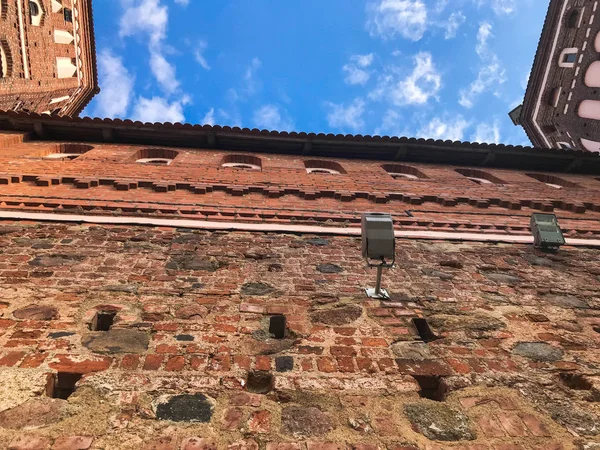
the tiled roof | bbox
[1,110,599,174]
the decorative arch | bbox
[584,61,600,87]
[526,173,580,189]
[304,160,346,174]
[54,29,74,45]
[455,168,506,185]
[581,138,600,153]
[56,57,77,78]
[566,9,580,28]
[133,148,179,165]
[221,154,262,170]
[381,163,427,180]
[41,144,94,160]
[578,99,600,120]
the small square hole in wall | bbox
[269,315,286,339]
[46,372,82,399]
[90,311,116,331]
[246,371,273,394]
[412,375,447,401]
[412,318,438,343]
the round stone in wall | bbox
[13,304,58,320]
[512,342,564,362]
[404,401,475,441]
[316,263,344,274]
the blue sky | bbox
[84,0,547,145]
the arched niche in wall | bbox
[304,160,346,174]
[221,154,262,171]
[585,61,600,87]
[42,144,94,160]
[581,138,600,153]
[0,40,11,78]
[526,173,580,189]
[56,57,77,78]
[381,163,427,180]
[29,0,44,26]
[578,99,600,120]
[54,29,74,45]
[133,148,179,165]
[455,168,505,185]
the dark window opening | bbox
[560,373,593,390]
[412,318,438,343]
[64,8,72,22]
[46,372,82,399]
[563,53,577,63]
[412,375,447,401]
[269,315,286,339]
[147,159,169,165]
[246,371,273,394]
[594,325,600,333]
[29,1,39,16]
[567,9,579,28]
[90,311,116,331]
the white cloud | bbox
[444,12,466,39]
[202,107,215,125]
[459,22,506,108]
[343,53,375,86]
[418,114,470,141]
[132,96,189,123]
[366,0,428,41]
[119,0,168,46]
[471,121,500,143]
[253,105,294,131]
[92,49,134,118]
[174,0,189,5]
[149,50,179,94]
[244,57,262,95]
[194,41,210,70]
[371,52,442,106]
[325,98,366,131]
[374,109,407,137]
[476,0,516,15]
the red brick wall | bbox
[0,222,597,449]
[0,137,599,238]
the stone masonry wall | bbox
[0,221,598,449]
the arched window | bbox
[42,144,93,161]
[382,164,427,180]
[547,87,561,107]
[221,154,262,171]
[304,160,346,174]
[29,0,43,26]
[526,173,580,189]
[455,168,505,185]
[133,148,178,165]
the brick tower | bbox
[516,0,600,152]
[0,111,598,449]
[0,0,98,116]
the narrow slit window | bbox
[412,318,437,343]
[90,311,116,331]
[47,372,82,399]
[269,315,286,339]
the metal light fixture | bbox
[361,213,395,299]
[530,213,565,252]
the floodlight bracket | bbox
[365,256,395,299]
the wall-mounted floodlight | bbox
[361,213,395,299]
[530,213,565,252]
